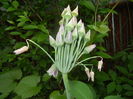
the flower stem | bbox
[62,73,71,99]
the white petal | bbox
[90,70,95,82]
[98,60,103,71]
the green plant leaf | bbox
[23,25,38,30]
[10,31,21,35]
[122,84,133,91]
[0,69,22,93]
[96,51,112,59]
[69,80,96,99]
[96,71,110,82]
[12,0,19,9]
[80,0,95,12]
[108,70,117,81]
[125,91,133,96]
[0,93,9,99]
[116,66,128,75]
[5,26,15,31]
[14,75,41,99]
[104,95,125,99]
[107,82,116,94]
[49,90,66,99]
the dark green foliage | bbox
[0,0,131,99]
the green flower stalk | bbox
[13,5,104,99]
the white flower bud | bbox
[63,5,71,20]
[56,25,64,46]
[85,30,91,42]
[13,46,29,55]
[61,8,67,17]
[66,16,77,30]
[72,27,78,40]
[98,60,103,71]
[72,6,78,16]
[47,64,58,77]
[78,22,85,37]
[77,19,82,28]
[83,44,96,54]
[49,35,56,47]
[90,70,95,82]
[65,31,72,44]
[85,67,90,81]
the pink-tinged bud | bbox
[77,19,82,28]
[72,6,78,16]
[63,5,71,19]
[90,70,95,82]
[56,24,64,46]
[65,31,72,44]
[85,67,90,81]
[72,27,78,40]
[66,5,71,12]
[78,22,85,37]
[84,44,96,54]
[61,8,67,17]
[66,16,77,30]
[47,64,58,77]
[49,35,56,47]
[13,46,29,55]
[85,30,91,42]
[98,60,103,71]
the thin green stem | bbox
[102,0,120,22]
[76,56,102,66]
[26,39,55,63]
[62,73,71,99]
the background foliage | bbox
[0,0,133,99]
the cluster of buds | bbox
[13,5,103,79]
[49,5,96,74]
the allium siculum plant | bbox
[14,5,103,99]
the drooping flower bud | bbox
[72,6,78,17]
[90,70,95,82]
[49,35,56,47]
[85,30,91,42]
[85,67,90,81]
[78,22,85,37]
[98,59,103,71]
[83,44,96,54]
[13,46,29,55]
[65,31,72,44]
[72,27,78,40]
[66,16,77,31]
[47,64,58,77]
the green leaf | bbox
[0,93,9,99]
[96,51,112,59]
[5,26,16,31]
[69,80,96,99]
[108,70,117,81]
[80,0,95,12]
[0,69,22,93]
[116,66,128,75]
[104,95,125,99]
[14,75,41,99]
[125,91,133,96]
[42,73,51,82]
[7,7,16,12]
[107,82,116,94]
[49,90,66,99]
[96,71,110,82]
[12,0,19,9]
[10,31,21,35]
[37,24,49,33]
[122,84,133,91]
[23,25,38,30]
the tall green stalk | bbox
[62,73,71,99]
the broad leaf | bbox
[14,75,41,99]
[70,80,96,99]
[107,82,116,94]
[104,95,125,99]
[0,69,22,93]
[49,90,66,99]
